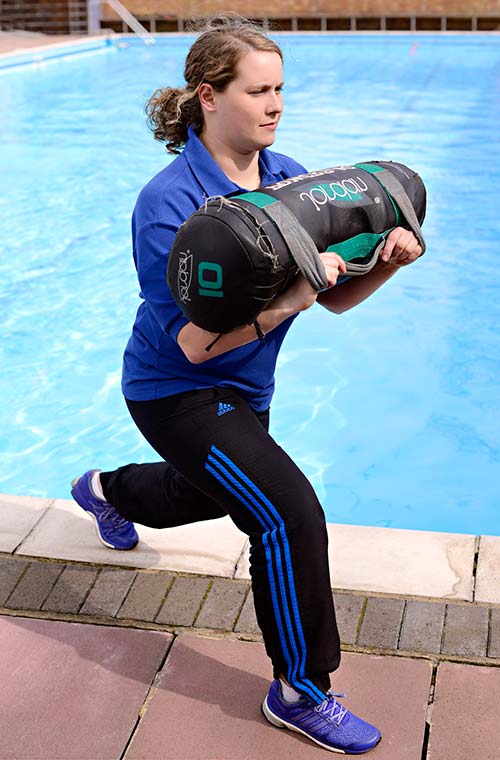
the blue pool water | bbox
[0,34,499,534]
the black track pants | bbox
[100,387,341,703]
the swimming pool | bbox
[1,34,499,535]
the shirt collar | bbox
[183,125,283,197]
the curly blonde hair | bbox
[145,14,283,154]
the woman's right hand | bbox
[178,252,346,364]
[273,251,347,313]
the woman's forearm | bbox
[177,251,348,363]
[317,260,400,314]
[177,297,297,364]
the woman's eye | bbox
[249,86,283,95]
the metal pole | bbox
[87,0,102,34]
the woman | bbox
[72,15,421,754]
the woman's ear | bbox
[198,83,217,113]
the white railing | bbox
[101,0,154,43]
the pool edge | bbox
[2,492,499,604]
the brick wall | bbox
[0,0,88,33]
[100,0,500,19]
[1,0,497,36]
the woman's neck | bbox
[200,131,261,190]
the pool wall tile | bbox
[15,498,247,577]
[0,493,52,553]
[474,536,500,603]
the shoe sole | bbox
[71,477,138,552]
[261,697,381,755]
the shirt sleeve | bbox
[133,220,189,341]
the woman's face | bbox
[201,49,284,155]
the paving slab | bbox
[0,615,171,760]
[80,567,137,617]
[194,578,248,630]
[399,599,446,654]
[236,523,475,600]
[117,571,173,622]
[357,596,405,649]
[125,634,431,760]
[42,564,100,614]
[16,498,248,576]
[428,661,500,760]
[441,603,489,658]
[0,557,30,605]
[0,493,51,552]
[0,33,84,54]
[155,575,210,627]
[234,588,261,635]
[333,592,366,645]
[474,535,500,603]
[328,524,475,599]
[4,561,64,610]
[488,607,500,658]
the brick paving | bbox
[1,553,500,664]
[155,575,209,627]
[194,578,248,631]
[2,551,500,759]
[399,599,446,654]
[4,561,64,611]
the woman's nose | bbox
[266,91,282,114]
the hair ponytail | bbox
[145,86,203,154]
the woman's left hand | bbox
[380,227,422,267]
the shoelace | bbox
[97,504,131,530]
[314,691,348,726]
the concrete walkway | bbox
[2,493,500,759]
[0,31,85,55]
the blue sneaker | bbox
[262,680,381,754]
[71,469,139,550]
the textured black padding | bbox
[167,160,426,333]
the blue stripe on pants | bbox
[206,445,325,705]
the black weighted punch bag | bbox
[167,160,427,334]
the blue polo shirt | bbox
[122,126,307,411]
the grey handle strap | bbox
[343,238,386,276]
[373,169,426,254]
[263,200,329,291]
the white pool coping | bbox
[2,492,499,604]
[0,35,113,70]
